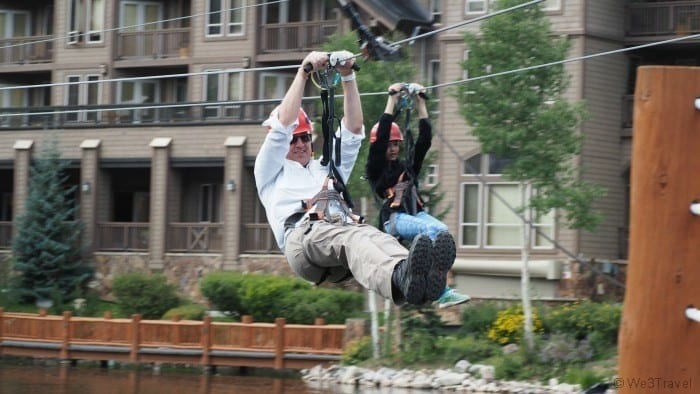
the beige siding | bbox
[579,38,628,259]
[584,0,626,40]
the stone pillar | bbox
[148,137,172,270]
[12,140,33,234]
[222,136,246,270]
[80,139,101,258]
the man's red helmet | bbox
[294,108,313,136]
[370,122,403,143]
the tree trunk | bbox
[521,185,534,351]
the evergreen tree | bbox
[12,139,93,304]
[454,0,605,349]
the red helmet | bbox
[294,108,313,136]
[370,122,403,143]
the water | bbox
[0,362,421,394]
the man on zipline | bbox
[365,82,469,308]
[254,51,453,305]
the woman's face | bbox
[385,140,401,161]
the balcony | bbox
[0,101,275,130]
[167,223,222,253]
[116,28,190,60]
[241,223,279,254]
[0,221,11,249]
[96,222,149,252]
[0,35,53,65]
[258,18,345,61]
[627,1,700,38]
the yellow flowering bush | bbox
[488,305,543,345]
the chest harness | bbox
[384,84,429,215]
[298,54,364,226]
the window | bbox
[0,84,28,127]
[68,0,104,44]
[466,0,560,14]
[0,10,30,39]
[199,184,221,222]
[543,0,561,11]
[66,74,100,122]
[207,0,245,37]
[259,72,294,116]
[465,0,487,14]
[429,59,440,100]
[431,0,442,24]
[424,164,438,187]
[118,80,159,123]
[204,70,244,118]
[460,153,554,249]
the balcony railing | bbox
[0,221,11,249]
[241,223,280,254]
[116,28,190,60]
[259,19,344,53]
[0,35,53,65]
[96,222,149,252]
[167,223,223,253]
[0,101,278,130]
[627,1,700,36]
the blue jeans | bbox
[384,211,448,241]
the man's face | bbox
[385,140,401,161]
[286,132,313,166]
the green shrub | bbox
[341,336,373,365]
[238,274,312,321]
[278,287,364,324]
[460,302,503,337]
[562,366,606,388]
[200,272,363,323]
[488,304,543,345]
[543,300,622,345]
[438,336,500,363]
[162,304,208,321]
[199,272,246,314]
[112,273,180,319]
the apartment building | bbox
[0,0,698,300]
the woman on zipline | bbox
[365,82,470,308]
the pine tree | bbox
[12,139,93,304]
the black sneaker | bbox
[425,231,456,302]
[395,234,432,305]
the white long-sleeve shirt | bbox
[254,110,365,251]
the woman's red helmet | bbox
[294,108,313,136]
[370,122,403,143]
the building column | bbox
[148,138,172,270]
[222,136,246,270]
[12,140,33,235]
[80,139,101,258]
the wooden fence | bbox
[0,309,346,370]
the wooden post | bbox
[130,314,141,363]
[274,317,285,370]
[60,311,72,361]
[242,315,253,348]
[618,66,700,392]
[314,318,325,350]
[201,315,212,368]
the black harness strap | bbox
[318,69,355,209]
